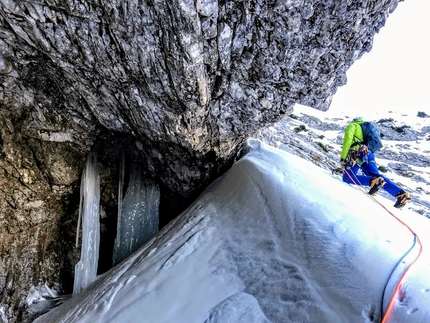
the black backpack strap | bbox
[350,134,364,148]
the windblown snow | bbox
[35,139,430,323]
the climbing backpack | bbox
[360,121,383,153]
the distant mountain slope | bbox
[256,106,430,217]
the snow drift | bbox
[35,139,430,323]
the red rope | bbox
[342,168,423,322]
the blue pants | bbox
[342,153,402,197]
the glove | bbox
[340,159,347,167]
[359,145,368,154]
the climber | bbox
[340,117,411,209]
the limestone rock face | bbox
[0,0,400,321]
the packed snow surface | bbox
[36,139,430,323]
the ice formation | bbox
[73,153,101,295]
[112,153,160,266]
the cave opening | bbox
[63,131,234,291]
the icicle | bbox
[112,154,160,266]
[75,172,85,248]
[117,150,125,233]
[73,153,100,295]
[113,150,126,265]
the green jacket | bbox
[341,119,364,160]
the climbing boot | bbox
[368,176,386,196]
[394,190,411,209]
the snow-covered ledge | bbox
[34,139,430,322]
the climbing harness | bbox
[345,147,358,166]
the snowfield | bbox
[35,139,430,323]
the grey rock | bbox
[387,162,415,177]
[381,151,430,168]
[417,111,430,118]
[379,124,420,141]
[297,114,344,131]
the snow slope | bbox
[257,104,430,217]
[35,139,430,323]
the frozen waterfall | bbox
[112,153,160,266]
[73,153,101,295]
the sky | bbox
[329,0,430,116]
[33,139,430,323]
